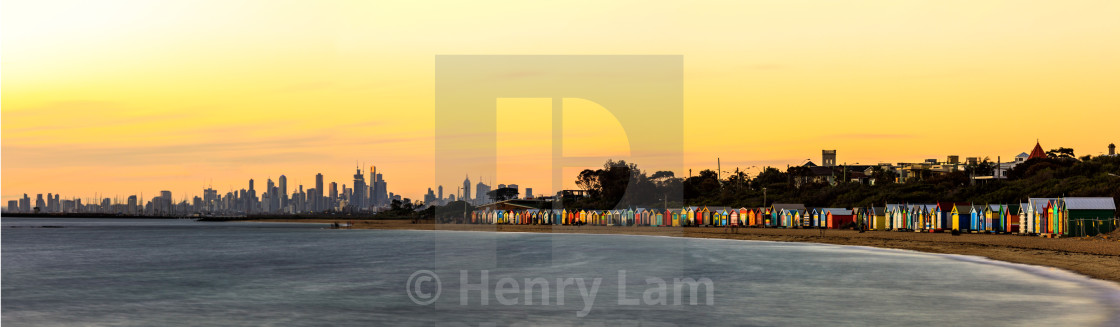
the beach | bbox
[249,218,1120,284]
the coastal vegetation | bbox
[560,155,1120,210]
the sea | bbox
[2,218,1118,326]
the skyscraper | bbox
[438,185,444,204]
[371,168,387,208]
[351,168,366,209]
[315,173,324,211]
[127,195,138,215]
[247,179,256,214]
[329,182,338,209]
[475,180,491,204]
[267,178,278,213]
[160,190,173,215]
[19,194,31,213]
[279,175,288,210]
[462,175,471,202]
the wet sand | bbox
[251,219,1120,284]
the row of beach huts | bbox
[470,197,1117,237]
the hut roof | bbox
[1064,197,1116,210]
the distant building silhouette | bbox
[462,175,471,202]
[822,150,836,167]
[351,168,366,210]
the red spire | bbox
[1028,140,1046,160]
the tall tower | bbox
[822,150,837,167]
[1110,143,1116,156]
[329,182,338,206]
[279,175,288,210]
[266,178,277,213]
[463,174,471,202]
[315,173,325,211]
[438,185,444,203]
[351,168,366,209]
[247,179,256,214]
[371,167,387,208]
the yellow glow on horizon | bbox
[3,0,1120,201]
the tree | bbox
[869,166,897,184]
[487,188,519,202]
[1047,147,1076,159]
[650,171,675,179]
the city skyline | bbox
[5,139,1115,208]
[4,1,1120,202]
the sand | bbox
[249,219,1120,284]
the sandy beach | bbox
[250,218,1120,284]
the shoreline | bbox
[247,218,1120,284]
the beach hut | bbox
[869,207,887,230]
[814,208,829,228]
[969,205,984,232]
[1024,198,1057,234]
[730,209,740,226]
[707,207,728,226]
[1042,200,1066,236]
[825,208,854,229]
[525,209,537,225]
[853,208,867,229]
[992,204,1007,233]
[1012,203,1021,232]
[885,204,903,230]
[984,205,1004,233]
[908,204,929,231]
[770,204,807,228]
[1064,197,1116,237]
[951,204,971,232]
[932,203,951,231]
[695,207,708,226]
[982,205,996,232]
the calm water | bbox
[2,218,1118,326]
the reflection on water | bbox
[2,218,1117,326]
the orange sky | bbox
[3,1,1119,202]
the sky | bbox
[3,0,1119,202]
